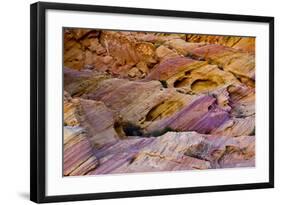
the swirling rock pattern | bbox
[63,29,255,176]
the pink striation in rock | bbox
[145,95,230,135]
[87,132,254,175]
[64,126,98,176]
[145,57,201,81]
[63,29,256,176]
[64,91,119,147]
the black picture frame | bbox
[30,1,274,203]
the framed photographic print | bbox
[30,1,274,203]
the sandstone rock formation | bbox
[64,126,98,176]
[63,28,255,176]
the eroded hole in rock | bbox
[113,121,126,138]
[191,79,218,92]
[185,70,191,75]
[145,100,184,121]
[159,80,168,88]
[207,101,217,111]
[227,85,248,107]
[236,76,255,88]
[147,62,158,69]
[250,127,255,136]
[174,77,190,88]
[122,122,143,137]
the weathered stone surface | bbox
[64,29,100,70]
[161,37,255,82]
[100,31,157,65]
[118,132,212,173]
[186,34,255,54]
[64,67,110,97]
[211,116,255,137]
[228,84,255,117]
[65,70,245,137]
[189,44,255,80]
[87,132,254,175]
[64,92,119,147]
[63,29,256,176]
[164,39,205,56]
[145,57,204,81]
[87,78,197,130]
[64,126,98,176]
[182,132,255,168]
[155,45,180,61]
[89,137,154,175]
[145,95,230,135]
[171,64,239,93]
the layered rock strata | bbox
[63,29,255,176]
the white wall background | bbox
[0,0,279,204]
